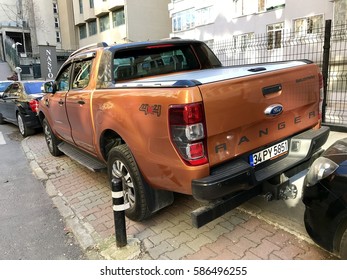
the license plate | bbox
[249,140,288,167]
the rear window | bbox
[24,82,44,94]
[0,81,12,91]
[113,44,201,81]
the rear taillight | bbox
[318,72,324,120]
[169,102,208,166]
[29,100,39,113]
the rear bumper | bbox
[22,111,41,129]
[192,126,330,201]
[24,116,41,129]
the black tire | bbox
[42,118,63,156]
[0,113,5,124]
[339,227,347,260]
[17,113,35,137]
[107,144,152,221]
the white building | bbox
[0,0,76,58]
[168,0,346,42]
[73,0,172,47]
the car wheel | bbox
[17,113,34,137]
[107,144,151,221]
[339,226,347,260]
[0,113,5,124]
[42,118,63,156]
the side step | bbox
[58,142,106,172]
[191,186,261,228]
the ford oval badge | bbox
[264,104,283,116]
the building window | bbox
[79,24,87,39]
[294,15,324,37]
[112,8,125,27]
[79,0,83,14]
[267,22,283,50]
[233,33,254,51]
[53,3,58,14]
[88,20,97,36]
[172,8,194,32]
[56,31,61,43]
[99,14,110,32]
[54,17,59,28]
[334,0,347,25]
[232,0,285,17]
[89,0,94,8]
[258,0,266,12]
[196,6,214,26]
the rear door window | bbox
[113,44,200,81]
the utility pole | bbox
[17,0,27,56]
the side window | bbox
[72,60,92,89]
[6,83,22,98]
[56,64,72,91]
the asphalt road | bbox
[0,124,85,259]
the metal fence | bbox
[207,20,347,131]
[4,36,19,70]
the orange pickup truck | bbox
[39,39,329,227]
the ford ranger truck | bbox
[39,39,329,227]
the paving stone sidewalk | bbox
[22,133,338,260]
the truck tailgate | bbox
[197,63,321,166]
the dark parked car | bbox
[0,80,45,137]
[302,137,347,259]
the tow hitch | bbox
[263,170,308,205]
[263,174,297,201]
[279,184,298,200]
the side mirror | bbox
[42,81,56,94]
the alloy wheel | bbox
[112,160,136,206]
[17,114,25,136]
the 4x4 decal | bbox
[139,104,162,117]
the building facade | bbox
[0,0,77,79]
[73,0,172,47]
[168,0,347,42]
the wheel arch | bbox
[102,131,175,219]
[333,210,347,255]
[99,129,125,161]
[38,111,46,124]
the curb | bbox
[21,137,142,259]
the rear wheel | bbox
[42,118,63,156]
[0,113,5,124]
[339,227,347,260]
[107,144,152,221]
[17,113,34,137]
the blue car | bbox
[0,80,45,137]
[302,137,347,259]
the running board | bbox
[58,142,106,172]
[191,186,261,228]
